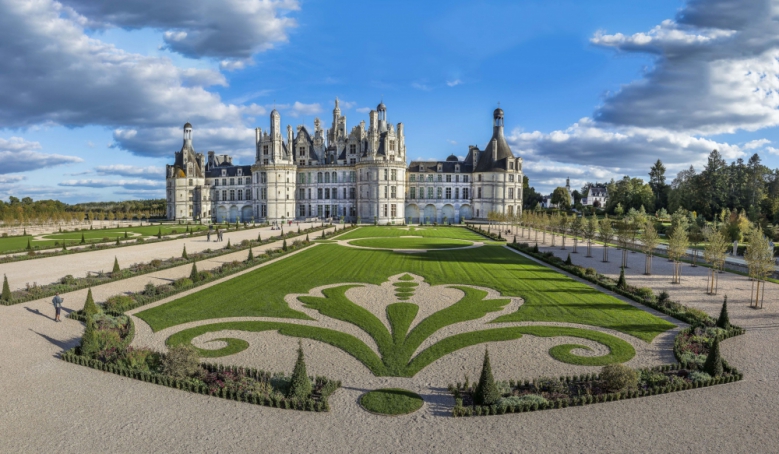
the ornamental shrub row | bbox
[466,225,507,242]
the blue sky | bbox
[1,0,778,202]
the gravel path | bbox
[0,222,321,291]
[0,227,778,452]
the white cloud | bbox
[767,147,779,156]
[0,137,83,174]
[287,101,322,117]
[94,164,164,177]
[447,139,457,145]
[59,179,163,190]
[0,175,26,184]
[591,0,779,135]
[58,0,299,66]
[356,107,371,114]
[446,79,462,87]
[743,138,770,150]
[411,82,431,91]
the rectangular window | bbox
[437,187,442,199]
[509,174,514,182]
[237,177,242,185]
[463,188,469,199]
[318,188,323,199]
[308,188,311,199]
[384,186,388,198]
[299,204,305,217]
[391,169,397,181]
[383,169,388,180]
[455,188,459,199]
[246,190,251,200]
[383,204,388,217]
[508,188,514,199]
[343,187,347,199]
[446,187,452,199]
[299,188,305,199]
[446,175,451,182]
[238,190,243,201]
[350,158,356,165]
[349,188,355,199]
[391,186,396,198]
[263,145,269,155]
[477,187,482,198]
[389,140,395,151]
[350,144,356,154]
[307,173,312,184]
[317,205,323,217]
[463,175,469,183]
[222,178,227,186]
[427,187,433,198]
[427,174,433,182]
[263,159,269,165]
[300,160,305,166]
[410,174,416,182]
[299,146,305,156]
[229,190,235,201]
[260,172,267,183]
[391,204,397,218]
[410,187,416,199]
[350,171,356,182]
[261,205,267,217]
[437,175,443,182]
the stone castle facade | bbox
[166,100,523,224]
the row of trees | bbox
[0,196,166,228]
[487,208,775,307]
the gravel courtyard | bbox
[0,229,777,453]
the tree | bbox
[703,338,723,377]
[716,296,730,329]
[668,224,689,284]
[182,245,188,260]
[615,218,632,268]
[551,187,571,210]
[288,341,312,400]
[189,262,198,281]
[2,274,11,302]
[703,228,728,294]
[26,237,31,250]
[617,267,627,289]
[640,220,660,275]
[583,215,598,258]
[649,159,669,211]
[80,232,86,244]
[558,213,570,250]
[247,248,254,261]
[282,239,288,252]
[598,216,614,262]
[112,257,120,274]
[474,348,500,406]
[570,215,583,253]
[80,316,100,358]
[744,226,774,308]
[225,239,231,249]
[82,288,99,317]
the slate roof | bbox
[407,160,473,173]
[205,165,252,178]
[474,126,515,173]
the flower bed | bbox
[62,312,339,412]
[1,224,334,306]
[446,240,746,417]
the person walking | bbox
[52,292,64,322]
[206,231,211,242]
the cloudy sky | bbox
[1,0,778,201]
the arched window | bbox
[246,190,251,200]
[325,173,330,183]
[229,190,235,201]
[317,172,323,183]
[332,172,337,182]
[238,190,243,201]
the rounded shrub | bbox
[600,364,639,392]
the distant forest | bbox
[1,197,166,225]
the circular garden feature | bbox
[348,237,472,250]
[359,388,424,415]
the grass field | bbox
[348,237,473,249]
[138,226,675,376]
[337,226,484,241]
[0,223,236,253]
[359,389,424,415]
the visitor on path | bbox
[206,231,210,242]
[52,292,63,322]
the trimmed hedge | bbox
[465,225,507,242]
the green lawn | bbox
[0,223,237,253]
[138,226,675,377]
[348,237,473,249]
[338,226,484,241]
[360,388,424,415]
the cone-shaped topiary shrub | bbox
[532,243,539,253]
[115,237,120,245]
[83,288,99,318]
[112,257,120,274]
[2,274,11,302]
[716,296,730,330]
[80,232,86,244]
[257,233,262,242]
[282,239,288,252]
[321,228,326,238]
[182,245,188,260]
[225,239,231,249]
[157,227,162,239]
[190,262,198,281]
[703,338,723,377]
[80,316,100,358]
[124,231,128,238]
[565,253,572,265]
[247,248,254,261]
[474,348,500,406]
[305,234,309,243]
[288,341,312,400]
[618,267,627,289]
[513,235,517,244]
[62,243,67,251]
[26,238,32,250]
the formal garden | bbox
[59,224,745,416]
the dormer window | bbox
[437,164,442,172]
[390,140,395,151]
[237,169,242,176]
[455,165,460,173]
[263,145,269,155]
[221,170,226,177]
[509,162,514,170]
